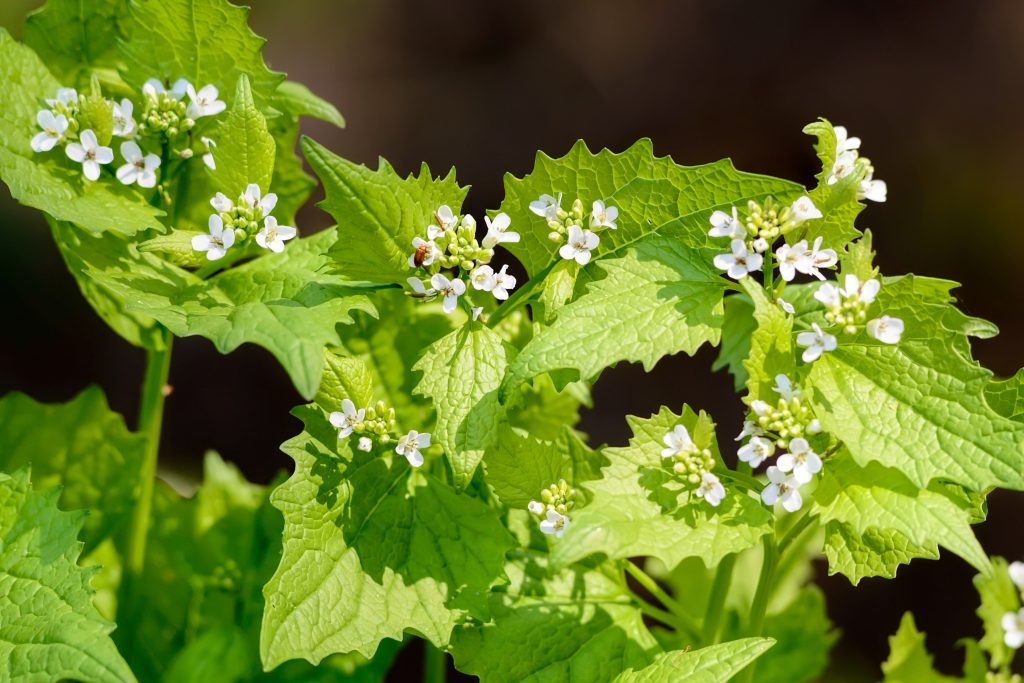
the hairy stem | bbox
[423,642,446,683]
[701,553,736,645]
[738,535,779,683]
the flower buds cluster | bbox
[528,479,578,537]
[329,398,430,468]
[813,275,904,345]
[529,193,618,266]
[660,424,725,506]
[139,79,195,138]
[827,125,887,203]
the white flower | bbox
[1009,561,1024,590]
[776,437,822,484]
[144,78,189,100]
[714,239,763,280]
[191,214,235,260]
[750,400,772,418]
[834,126,861,155]
[482,212,520,248]
[255,216,297,253]
[406,276,436,296]
[116,141,160,188]
[30,110,68,152]
[539,508,569,537]
[738,436,775,468]
[241,183,278,216]
[778,298,796,315]
[796,323,837,363]
[804,237,838,279]
[201,137,216,170]
[527,500,545,515]
[773,374,798,401]
[661,424,695,458]
[559,224,599,265]
[1002,609,1024,649]
[492,265,516,300]
[695,472,726,507]
[790,196,822,223]
[395,430,430,468]
[529,193,562,220]
[761,466,803,512]
[828,150,859,185]
[430,273,466,313]
[814,282,841,308]
[65,129,113,181]
[590,200,618,230]
[736,420,765,441]
[866,316,904,344]
[859,173,887,203]
[358,437,373,452]
[435,205,458,232]
[45,87,78,108]
[111,99,135,137]
[470,265,496,292]
[210,191,234,213]
[708,207,745,240]
[408,236,438,268]
[186,83,226,119]
[844,274,880,305]
[775,240,810,282]
[329,399,365,438]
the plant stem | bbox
[623,561,701,640]
[701,553,736,645]
[624,561,683,615]
[762,248,775,296]
[123,329,173,603]
[738,535,779,683]
[777,511,815,556]
[486,258,558,329]
[635,599,687,632]
[423,642,446,683]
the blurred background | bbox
[1,0,1022,679]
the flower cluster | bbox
[328,398,431,468]
[30,77,225,186]
[528,479,578,538]
[660,424,725,506]
[192,184,296,261]
[1002,560,1024,649]
[710,196,834,282]
[530,193,618,266]
[736,375,824,513]
[827,125,887,203]
[406,205,519,314]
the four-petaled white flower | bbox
[255,216,297,253]
[46,87,78,108]
[30,110,68,152]
[761,466,803,512]
[435,205,458,232]
[1003,609,1024,649]
[430,273,466,313]
[775,240,809,282]
[559,224,599,265]
[738,435,774,468]
[406,276,436,296]
[590,200,618,231]
[358,437,373,452]
[491,264,516,300]
[775,437,822,484]
[191,214,235,260]
[210,191,234,213]
[661,424,695,458]
[408,236,438,267]
[328,399,365,438]
[186,83,226,119]
[112,99,135,137]
[482,212,520,248]
[714,239,763,280]
[143,78,189,100]
[529,193,562,220]
[866,315,904,344]
[859,172,887,203]
[790,196,822,223]
[796,323,837,363]
[470,265,496,292]
[834,126,862,155]
[241,183,278,216]
[395,430,431,468]
[828,150,858,185]
[1009,561,1024,590]
[708,207,745,240]
[539,508,569,537]
[201,137,216,170]
[65,129,113,181]
[695,472,726,507]
[116,141,160,188]
[528,500,545,515]
[804,237,838,279]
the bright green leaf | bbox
[754,588,837,683]
[612,638,775,683]
[822,524,938,585]
[741,279,795,404]
[712,293,756,391]
[801,118,865,250]
[881,612,957,683]
[23,0,125,85]
[273,80,345,128]
[209,75,276,195]
[986,368,1024,423]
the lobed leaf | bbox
[23,0,126,85]
[611,638,774,683]
[208,74,276,196]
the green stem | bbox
[624,561,683,615]
[716,467,761,494]
[777,511,815,556]
[701,553,736,645]
[486,258,559,329]
[123,330,173,601]
[762,247,774,296]
[738,535,779,683]
[423,642,446,683]
[623,561,701,640]
[635,599,687,632]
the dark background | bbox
[1,0,1023,679]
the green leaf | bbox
[75,226,377,400]
[267,113,316,226]
[23,0,126,85]
[986,368,1024,423]
[974,556,1021,670]
[507,374,591,441]
[450,554,658,683]
[806,274,1024,492]
[209,75,276,195]
[821,524,937,584]
[273,80,345,128]
[303,138,470,284]
[552,406,772,571]
[161,626,252,683]
[741,279,796,404]
[504,236,726,394]
[801,118,865,250]
[0,30,165,236]
[0,468,136,683]
[754,588,837,683]
[261,397,514,667]
[118,0,283,104]
[0,386,145,551]
[813,453,990,581]
[611,638,775,683]
[881,613,958,683]
[413,322,510,488]
[712,294,756,391]
[499,139,803,278]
